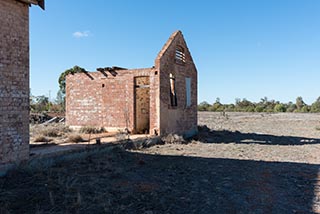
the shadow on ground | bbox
[197,126,320,145]
[0,145,319,213]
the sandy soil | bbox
[1,112,320,213]
[141,112,320,164]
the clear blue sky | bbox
[30,0,320,104]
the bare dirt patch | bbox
[0,112,320,213]
[142,112,320,164]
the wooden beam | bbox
[17,0,45,10]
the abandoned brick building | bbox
[0,0,44,166]
[66,31,198,137]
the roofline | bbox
[156,30,182,61]
[18,0,45,10]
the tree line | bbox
[198,96,320,113]
[30,66,85,113]
[30,93,65,113]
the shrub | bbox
[42,128,60,137]
[301,106,309,113]
[34,135,51,142]
[80,126,106,134]
[161,134,186,144]
[286,103,297,112]
[274,104,286,112]
[39,125,71,138]
[68,135,84,143]
[255,106,264,112]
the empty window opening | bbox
[170,73,177,107]
[186,77,191,107]
[175,46,186,64]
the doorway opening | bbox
[134,76,150,134]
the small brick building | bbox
[0,0,44,166]
[66,31,198,137]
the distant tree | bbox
[31,95,50,113]
[212,98,224,111]
[198,101,211,111]
[55,90,65,112]
[225,104,235,112]
[234,98,255,112]
[255,105,264,112]
[301,105,310,113]
[274,104,286,112]
[235,98,241,106]
[260,96,268,105]
[311,97,320,113]
[286,102,297,112]
[295,96,306,111]
[197,96,315,113]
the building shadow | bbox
[197,126,320,145]
[0,146,319,213]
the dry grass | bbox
[41,128,60,137]
[30,124,74,145]
[4,113,320,213]
[68,135,84,143]
[161,134,186,144]
[79,126,106,134]
[31,124,71,137]
[33,135,51,143]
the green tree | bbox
[295,96,306,112]
[274,104,286,112]
[198,101,211,111]
[301,105,310,113]
[212,97,224,111]
[54,90,66,112]
[255,105,264,112]
[311,97,320,112]
[235,98,255,112]
[31,95,50,113]
[286,102,297,112]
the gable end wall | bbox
[156,31,198,137]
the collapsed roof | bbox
[18,0,45,10]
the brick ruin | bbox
[66,31,198,137]
[0,0,44,166]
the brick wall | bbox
[0,0,30,164]
[66,68,160,134]
[66,31,197,137]
[156,31,198,137]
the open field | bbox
[171,112,320,164]
[1,112,320,213]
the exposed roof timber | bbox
[18,0,45,10]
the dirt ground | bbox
[1,112,320,213]
[143,112,320,164]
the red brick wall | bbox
[66,68,160,134]
[66,31,197,137]
[156,31,198,136]
[0,0,30,164]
